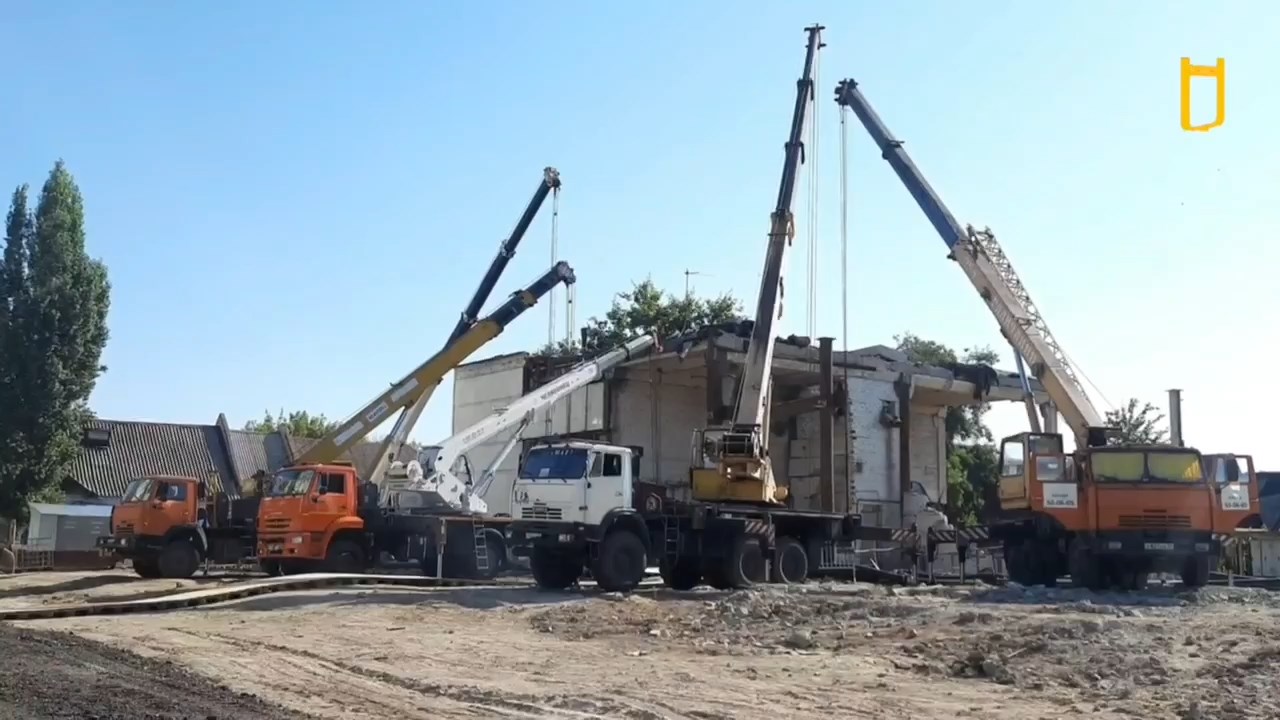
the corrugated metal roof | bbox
[65,419,239,500]
[224,430,295,482]
[28,503,112,517]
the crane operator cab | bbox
[996,432,1071,511]
[511,441,640,527]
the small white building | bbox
[454,328,1045,529]
[25,502,113,552]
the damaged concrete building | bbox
[453,324,1047,530]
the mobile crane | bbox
[385,333,658,516]
[313,167,562,474]
[833,77,1239,589]
[97,168,563,580]
[256,262,576,577]
[689,24,825,507]
[510,26,864,594]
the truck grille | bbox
[262,518,291,531]
[115,524,134,536]
[1118,514,1192,529]
[521,506,563,521]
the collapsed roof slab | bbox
[617,329,1049,410]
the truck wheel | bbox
[1181,555,1211,588]
[593,529,647,593]
[771,536,809,584]
[1068,544,1104,591]
[133,557,161,579]
[702,560,733,590]
[659,556,702,591]
[531,547,579,591]
[157,540,199,579]
[723,534,767,589]
[326,539,365,574]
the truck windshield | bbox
[120,477,155,503]
[263,469,316,497]
[520,447,589,480]
[1092,450,1204,484]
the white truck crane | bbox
[385,334,659,515]
[510,26,867,595]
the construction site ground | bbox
[1,570,1278,720]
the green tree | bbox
[894,332,1001,525]
[1105,398,1168,445]
[539,279,743,357]
[0,162,112,519]
[244,409,339,439]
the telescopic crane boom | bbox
[366,168,562,482]
[833,79,1107,448]
[293,262,577,466]
[694,24,824,505]
[388,334,658,514]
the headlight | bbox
[290,535,306,545]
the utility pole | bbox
[684,269,711,296]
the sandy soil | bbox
[4,573,1277,720]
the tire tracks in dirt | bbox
[175,628,694,720]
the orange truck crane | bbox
[256,262,575,576]
[833,78,1258,590]
[96,168,564,580]
[97,474,258,579]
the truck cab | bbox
[97,474,251,579]
[1203,453,1263,532]
[511,441,640,526]
[256,463,372,573]
[509,441,652,593]
[996,432,1224,588]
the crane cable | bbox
[548,185,561,348]
[838,86,852,513]
[805,45,822,340]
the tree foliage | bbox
[244,409,338,439]
[1105,398,1169,445]
[894,332,1001,525]
[0,162,112,519]
[539,279,743,357]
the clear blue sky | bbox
[5,2,1277,467]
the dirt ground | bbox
[3,571,1279,720]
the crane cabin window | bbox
[1000,438,1026,477]
[1091,450,1204,484]
[120,477,156,504]
[520,447,590,481]
[603,453,623,477]
[264,469,317,497]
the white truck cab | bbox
[511,441,637,527]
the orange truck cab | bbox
[96,475,259,579]
[255,463,505,578]
[994,432,1236,590]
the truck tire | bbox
[702,560,733,590]
[723,534,767,589]
[771,536,808,584]
[326,539,365,574]
[531,547,579,591]
[592,529,647,593]
[133,557,161,579]
[157,540,199,579]
[1068,544,1105,591]
[1181,555,1211,588]
[659,556,702,591]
